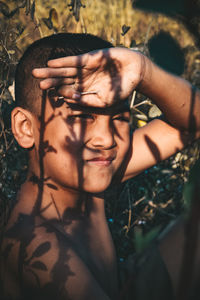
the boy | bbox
[0,33,200,300]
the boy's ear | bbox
[11,107,36,148]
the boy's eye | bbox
[67,114,94,122]
[74,114,94,119]
[113,115,130,123]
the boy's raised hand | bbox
[32,48,145,107]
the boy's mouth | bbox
[85,156,115,166]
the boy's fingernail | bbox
[32,69,36,75]
[73,93,81,100]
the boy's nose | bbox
[88,119,116,150]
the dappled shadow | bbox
[1,90,75,299]
[0,63,126,298]
[144,135,161,162]
[1,36,200,300]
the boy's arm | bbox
[32,48,200,179]
[123,59,200,180]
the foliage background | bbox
[0,0,200,261]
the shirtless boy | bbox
[1,33,200,300]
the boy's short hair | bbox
[15,33,113,115]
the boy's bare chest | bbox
[59,216,118,297]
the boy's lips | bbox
[85,156,115,166]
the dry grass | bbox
[11,0,195,49]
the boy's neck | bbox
[18,177,105,223]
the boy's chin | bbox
[83,182,111,194]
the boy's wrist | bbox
[135,54,152,94]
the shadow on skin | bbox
[1,62,124,297]
[1,91,74,299]
[1,49,200,300]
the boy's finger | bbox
[40,78,76,90]
[47,49,103,68]
[32,67,78,78]
[57,85,81,99]
[47,53,88,68]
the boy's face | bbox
[32,92,131,194]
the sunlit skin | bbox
[2,43,200,300]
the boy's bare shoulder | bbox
[1,207,113,300]
[1,211,56,298]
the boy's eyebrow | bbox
[66,101,130,115]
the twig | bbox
[132,100,152,109]
[130,90,136,109]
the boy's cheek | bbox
[60,135,84,155]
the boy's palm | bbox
[32,48,143,107]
